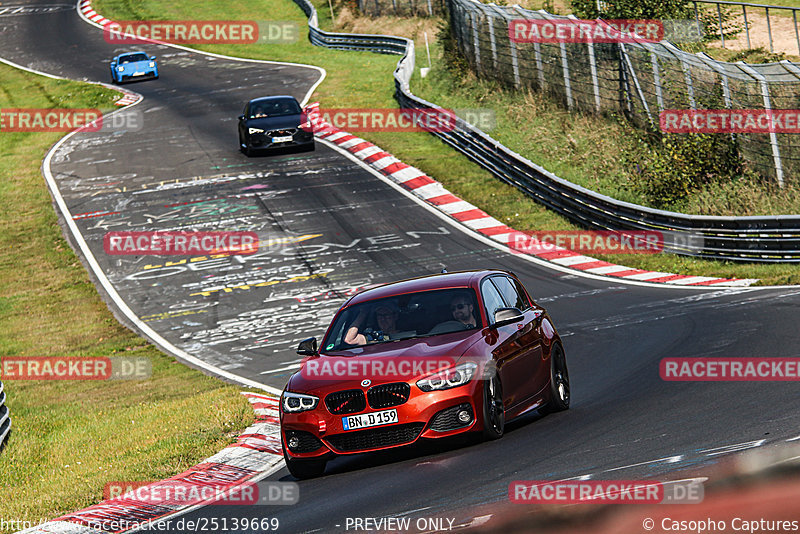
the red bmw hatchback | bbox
[279,270,569,478]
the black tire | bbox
[481,374,504,440]
[239,133,252,157]
[542,343,570,413]
[283,448,326,479]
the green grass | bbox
[0,66,254,531]
[90,0,800,285]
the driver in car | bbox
[344,304,400,345]
[450,296,477,328]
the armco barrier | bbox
[0,379,10,449]
[294,0,800,263]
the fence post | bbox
[587,41,601,112]
[681,58,697,109]
[570,15,601,113]
[739,62,785,188]
[696,52,732,108]
[766,7,774,53]
[507,8,522,89]
[488,11,498,70]
[651,52,664,113]
[471,10,481,72]
[619,42,653,124]
[794,10,800,55]
[743,5,751,48]
[697,52,734,141]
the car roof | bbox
[248,95,298,105]
[344,269,513,306]
[117,51,148,58]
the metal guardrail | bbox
[694,0,800,54]
[0,380,10,450]
[293,0,800,262]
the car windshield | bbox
[248,99,301,119]
[322,288,482,351]
[120,53,149,64]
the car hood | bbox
[286,332,483,395]
[244,115,303,130]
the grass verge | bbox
[0,66,253,532]
[91,0,800,285]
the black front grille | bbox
[268,128,297,137]
[325,390,366,415]
[284,430,324,453]
[430,403,474,432]
[325,423,425,452]
[367,383,410,409]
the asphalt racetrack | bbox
[3,1,800,532]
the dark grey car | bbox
[237,95,315,156]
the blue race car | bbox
[110,52,158,84]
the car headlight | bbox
[249,127,265,135]
[282,391,319,413]
[416,362,477,392]
[117,66,124,72]
[149,62,155,68]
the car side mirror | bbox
[150,56,156,60]
[296,337,318,356]
[238,114,246,121]
[493,307,523,327]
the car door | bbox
[492,275,548,406]
[481,276,530,410]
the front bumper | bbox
[246,129,314,150]
[117,68,158,82]
[281,383,482,459]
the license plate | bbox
[132,71,145,76]
[272,135,293,143]
[342,409,398,431]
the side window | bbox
[493,276,528,310]
[510,277,533,309]
[481,278,506,323]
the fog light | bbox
[458,410,472,423]
[287,436,300,450]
